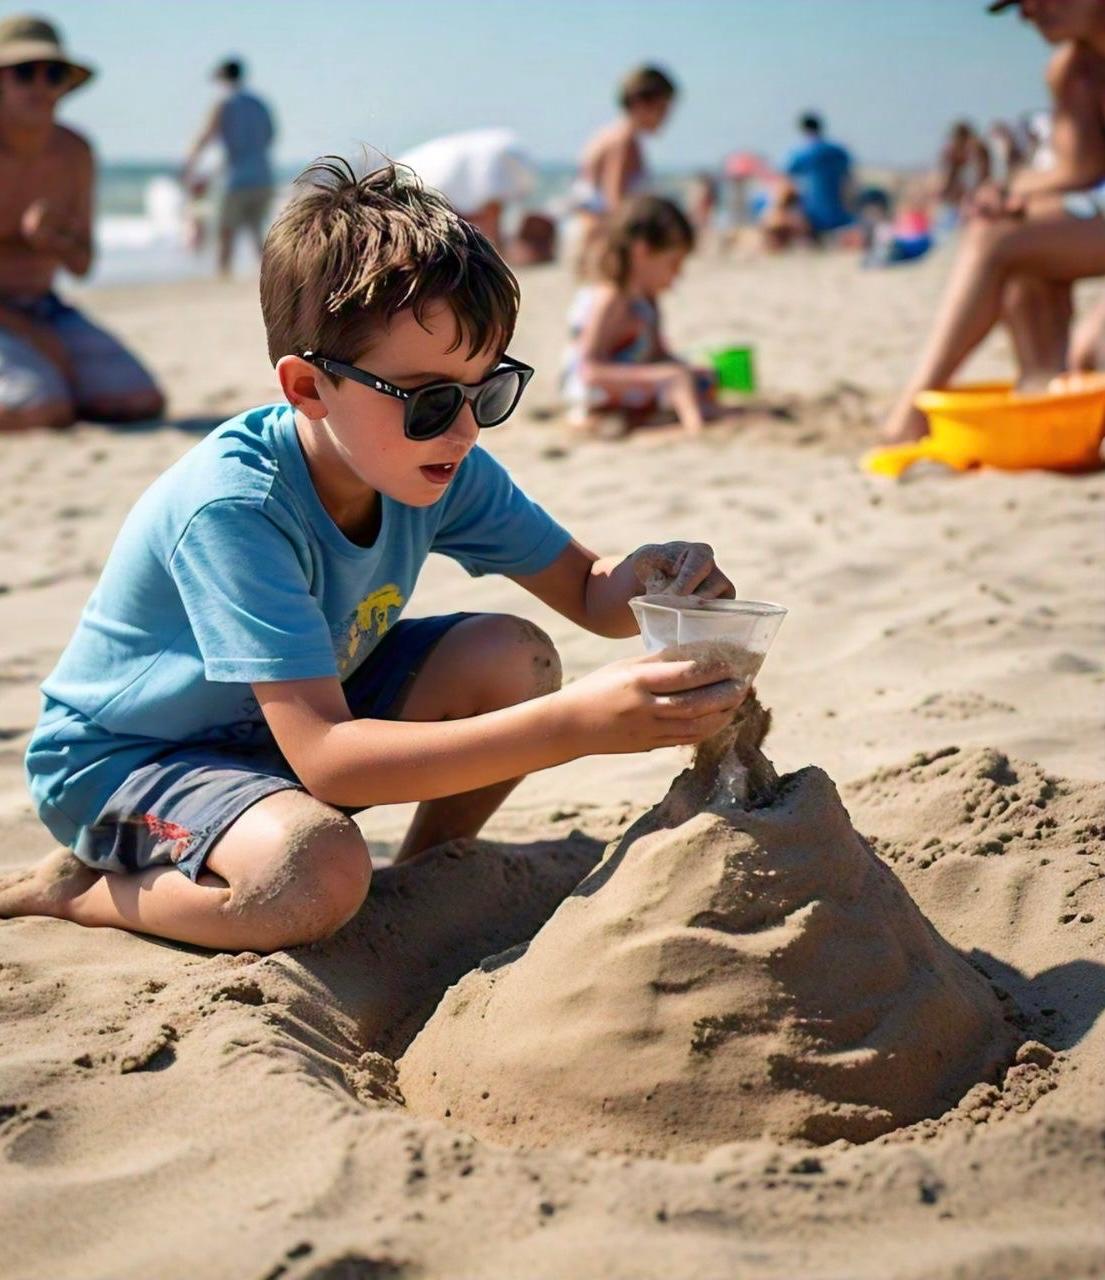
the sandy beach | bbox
[1,246,1103,1279]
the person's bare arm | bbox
[182,103,223,182]
[578,288,682,388]
[599,132,633,212]
[254,651,748,809]
[1011,45,1105,198]
[510,539,736,639]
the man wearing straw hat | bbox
[0,15,164,432]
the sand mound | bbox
[400,703,1019,1157]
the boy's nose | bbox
[444,403,481,448]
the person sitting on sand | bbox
[574,64,677,242]
[562,195,717,437]
[182,56,276,278]
[760,176,814,253]
[397,127,556,266]
[1,159,748,953]
[0,15,165,433]
[782,112,855,239]
[883,0,1105,443]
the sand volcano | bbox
[399,698,1019,1157]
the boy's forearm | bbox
[582,554,641,638]
[301,692,580,808]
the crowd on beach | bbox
[2,1,1105,952]
[5,3,1105,444]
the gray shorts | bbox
[0,292,161,415]
[218,185,274,234]
[73,613,473,882]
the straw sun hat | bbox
[0,15,95,93]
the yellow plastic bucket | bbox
[862,376,1105,478]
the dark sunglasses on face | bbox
[11,60,70,87]
[302,351,535,442]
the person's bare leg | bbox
[1002,276,1072,390]
[0,398,75,432]
[1070,292,1105,372]
[217,225,234,277]
[390,614,562,864]
[0,790,371,952]
[881,199,1105,442]
[81,388,167,424]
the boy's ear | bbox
[276,355,329,419]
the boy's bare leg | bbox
[0,790,371,952]
[881,198,1105,442]
[390,614,562,864]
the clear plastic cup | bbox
[628,595,787,677]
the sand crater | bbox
[399,700,1020,1157]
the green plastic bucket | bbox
[711,345,757,393]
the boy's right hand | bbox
[556,651,749,755]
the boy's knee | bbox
[242,804,371,948]
[467,614,563,708]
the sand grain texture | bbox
[1,254,1104,1278]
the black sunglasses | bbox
[302,352,534,442]
[11,60,70,87]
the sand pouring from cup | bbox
[629,595,787,678]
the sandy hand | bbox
[631,542,735,598]
[559,651,749,755]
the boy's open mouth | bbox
[419,461,459,486]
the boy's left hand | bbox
[629,542,736,599]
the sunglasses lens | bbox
[12,61,68,86]
[474,371,522,427]
[408,385,464,440]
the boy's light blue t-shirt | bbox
[26,403,571,846]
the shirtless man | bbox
[883,0,1105,442]
[0,15,164,432]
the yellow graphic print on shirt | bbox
[341,583,405,673]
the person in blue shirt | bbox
[783,112,855,237]
[182,56,276,277]
[2,157,748,953]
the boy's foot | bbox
[0,848,99,922]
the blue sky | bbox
[47,0,1046,169]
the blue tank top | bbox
[218,90,274,190]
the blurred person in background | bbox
[935,120,992,218]
[0,15,164,432]
[182,56,275,277]
[882,0,1105,442]
[573,64,678,261]
[782,111,855,238]
[398,128,555,265]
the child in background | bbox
[562,195,716,437]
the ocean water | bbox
[87,159,704,288]
[88,160,586,288]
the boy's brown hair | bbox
[596,195,695,288]
[618,64,677,110]
[260,157,520,370]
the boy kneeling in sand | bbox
[3,159,747,953]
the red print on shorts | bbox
[136,813,193,862]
